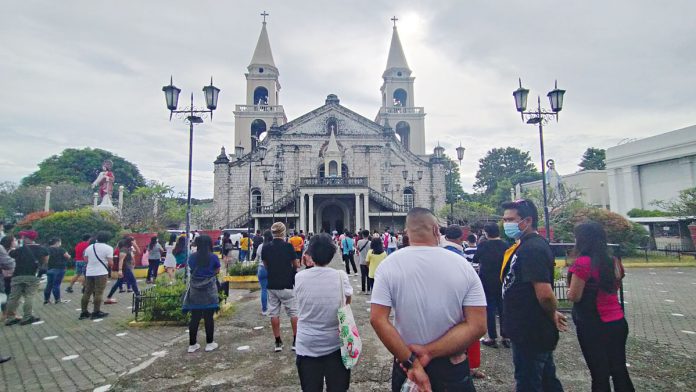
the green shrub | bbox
[228,262,259,276]
[31,208,122,256]
[139,277,189,323]
[627,208,669,218]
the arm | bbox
[0,248,15,271]
[567,273,586,303]
[533,282,568,332]
[107,255,114,269]
[118,252,126,277]
[63,252,71,261]
[413,306,487,366]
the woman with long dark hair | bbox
[366,238,386,293]
[182,234,220,353]
[146,236,164,284]
[172,236,187,268]
[254,230,273,315]
[105,237,140,304]
[567,221,634,391]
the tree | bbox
[443,155,465,205]
[652,187,696,217]
[22,148,145,192]
[0,182,93,219]
[438,200,497,227]
[578,147,606,171]
[121,181,185,232]
[32,208,122,256]
[474,147,541,194]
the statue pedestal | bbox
[94,195,117,213]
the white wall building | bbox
[606,125,696,216]
[519,170,609,209]
[213,20,446,232]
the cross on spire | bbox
[391,16,398,27]
[261,11,269,23]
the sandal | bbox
[470,369,486,379]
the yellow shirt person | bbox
[366,249,388,279]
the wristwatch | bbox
[401,352,417,370]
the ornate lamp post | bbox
[401,169,423,211]
[162,76,220,265]
[513,78,566,241]
[236,138,267,238]
[433,142,465,224]
[263,167,283,222]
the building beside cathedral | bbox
[213,19,447,233]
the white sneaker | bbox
[205,342,218,352]
[188,343,200,353]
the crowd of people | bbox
[0,198,636,391]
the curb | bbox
[128,302,234,328]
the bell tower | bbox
[234,12,287,153]
[375,17,426,155]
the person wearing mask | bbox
[80,231,113,320]
[355,230,371,294]
[567,221,634,391]
[501,199,567,391]
[262,222,300,352]
[366,238,387,293]
[145,236,164,284]
[66,234,91,294]
[255,230,273,315]
[371,208,487,391]
[341,230,357,276]
[294,234,353,391]
[474,223,511,349]
[163,234,178,282]
[183,235,220,353]
[6,231,49,326]
[43,238,70,304]
[105,237,140,304]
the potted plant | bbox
[224,262,260,289]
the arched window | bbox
[253,87,269,105]
[403,188,414,210]
[251,189,262,213]
[328,160,338,177]
[395,121,410,150]
[318,164,325,179]
[393,89,408,107]
[341,164,349,178]
[326,118,338,134]
[251,119,267,150]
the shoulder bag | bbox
[91,244,110,274]
[337,270,361,369]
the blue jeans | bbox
[44,268,66,302]
[485,288,504,339]
[147,259,160,282]
[257,264,268,312]
[387,247,396,255]
[107,268,140,298]
[239,249,248,262]
[511,343,564,392]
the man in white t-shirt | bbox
[370,208,487,392]
[80,232,114,320]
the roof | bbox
[384,26,410,73]
[249,22,276,68]
[629,216,695,224]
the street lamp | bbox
[401,169,423,211]
[513,78,566,241]
[237,138,267,240]
[162,76,219,273]
[263,167,283,222]
[433,142,465,224]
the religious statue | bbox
[545,159,564,196]
[92,160,116,209]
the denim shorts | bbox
[74,261,86,276]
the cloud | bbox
[1,1,694,197]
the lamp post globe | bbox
[257,145,268,160]
[547,80,566,113]
[456,143,465,162]
[203,77,221,111]
[513,78,529,113]
[433,144,445,159]
[417,170,423,180]
[162,76,181,111]
[263,168,270,181]
[402,170,408,181]
[235,144,245,158]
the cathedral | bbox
[213,18,447,233]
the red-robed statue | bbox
[92,160,115,208]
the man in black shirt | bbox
[501,199,567,391]
[474,223,511,348]
[6,230,48,326]
[262,222,299,352]
[251,230,263,260]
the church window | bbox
[251,189,262,213]
[396,121,410,150]
[253,86,269,105]
[259,67,264,73]
[403,188,414,210]
[397,71,402,77]
[393,89,407,107]
[328,161,338,177]
[251,119,267,150]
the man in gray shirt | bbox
[370,208,487,392]
[356,230,371,294]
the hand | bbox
[554,311,568,332]
[408,344,432,368]
[118,271,123,278]
[407,362,432,392]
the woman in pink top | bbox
[568,221,634,392]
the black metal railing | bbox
[368,187,409,212]
[132,287,182,322]
[300,177,368,187]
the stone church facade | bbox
[213,20,446,233]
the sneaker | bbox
[104,298,118,304]
[127,289,133,293]
[4,318,20,326]
[65,287,74,293]
[19,316,40,326]
[78,311,91,320]
[43,300,50,305]
[261,310,269,316]
[481,339,498,348]
[274,341,283,352]
[188,343,200,353]
[118,290,126,293]
[0,356,10,364]
[205,342,218,352]
[90,311,109,320]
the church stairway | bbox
[367,187,409,213]
[224,189,299,229]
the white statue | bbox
[92,160,116,210]
[545,159,564,196]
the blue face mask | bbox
[504,222,523,239]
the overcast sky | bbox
[1,1,695,198]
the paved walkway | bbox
[1,263,695,391]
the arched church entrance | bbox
[316,199,350,234]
